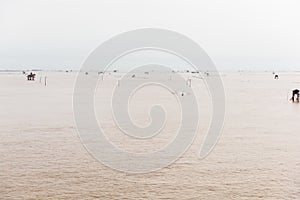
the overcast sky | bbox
[0,0,300,71]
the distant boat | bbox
[27,72,36,81]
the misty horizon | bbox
[1,0,300,71]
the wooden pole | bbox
[187,78,192,87]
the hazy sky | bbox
[0,0,300,71]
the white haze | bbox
[0,0,300,71]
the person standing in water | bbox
[291,89,300,102]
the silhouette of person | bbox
[291,89,300,102]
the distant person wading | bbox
[291,89,300,102]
